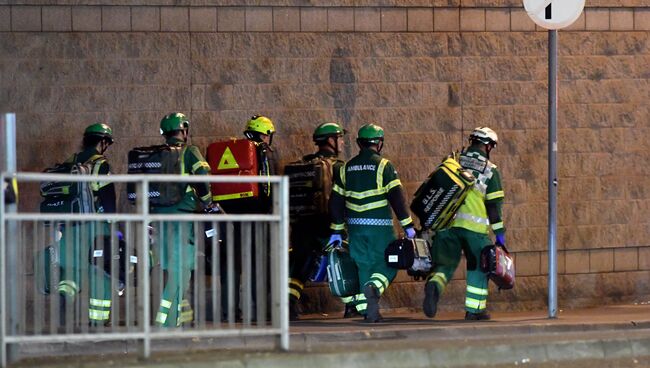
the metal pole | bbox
[279,176,289,351]
[1,170,7,368]
[548,30,558,319]
[138,179,151,359]
[2,114,19,363]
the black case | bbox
[385,238,432,273]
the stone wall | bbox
[1,1,649,313]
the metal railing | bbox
[0,173,290,367]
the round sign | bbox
[523,0,585,30]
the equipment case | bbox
[410,157,475,231]
[206,139,259,202]
[385,238,433,274]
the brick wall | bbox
[1,1,649,313]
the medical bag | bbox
[40,155,102,213]
[126,145,186,206]
[327,248,359,297]
[206,139,259,202]
[410,156,475,231]
[384,238,433,276]
[480,244,515,290]
[284,156,337,219]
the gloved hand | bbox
[204,202,225,214]
[324,234,343,252]
[496,233,506,246]
[405,227,416,239]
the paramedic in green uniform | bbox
[153,112,213,327]
[288,122,347,320]
[328,123,415,323]
[56,123,116,326]
[423,127,505,321]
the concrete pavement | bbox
[10,303,650,367]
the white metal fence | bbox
[0,173,289,367]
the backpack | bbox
[410,154,475,231]
[206,139,260,202]
[40,154,103,213]
[284,156,338,219]
[127,145,187,206]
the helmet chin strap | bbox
[325,136,339,155]
[98,140,109,154]
[485,143,494,159]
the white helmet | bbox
[469,127,498,146]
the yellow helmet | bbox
[245,115,275,136]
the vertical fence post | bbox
[1,172,6,368]
[2,114,18,366]
[279,177,289,351]
[138,179,151,358]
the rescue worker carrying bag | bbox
[410,155,475,231]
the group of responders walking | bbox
[36,113,277,328]
[286,122,506,323]
[28,112,506,327]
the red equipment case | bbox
[206,139,259,202]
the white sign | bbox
[523,0,585,30]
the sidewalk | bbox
[12,303,650,368]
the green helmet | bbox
[313,122,346,142]
[160,112,190,135]
[357,124,384,144]
[245,115,275,136]
[84,123,114,143]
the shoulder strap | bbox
[84,154,106,175]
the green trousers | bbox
[153,220,195,327]
[341,225,396,315]
[428,227,491,314]
[58,222,113,325]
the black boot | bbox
[343,303,360,318]
[464,311,491,321]
[289,299,301,321]
[423,282,439,318]
[363,285,382,323]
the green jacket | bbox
[452,146,505,235]
[329,148,413,232]
[152,137,212,213]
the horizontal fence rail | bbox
[1,173,290,367]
